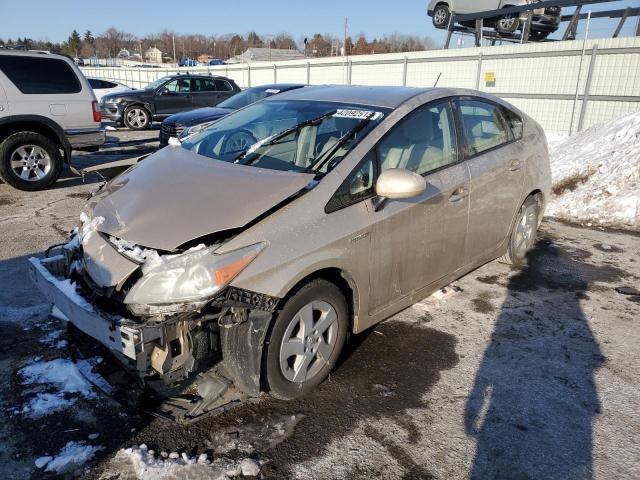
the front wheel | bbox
[263,279,349,400]
[497,13,519,33]
[501,196,540,266]
[123,106,151,130]
[432,4,451,29]
[0,132,62,191]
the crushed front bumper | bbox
[29,255,142,364]
[100,102,125,123]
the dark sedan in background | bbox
[100,73,241,130]
[159,83,306,147]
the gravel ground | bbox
[0,129,638,479]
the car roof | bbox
[264,85,433,109]
[248,83,305,91]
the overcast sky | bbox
[3,0,638,46]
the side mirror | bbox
[158,88,170,96]
[374,168,426,211]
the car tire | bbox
[263,279,349,400]
[497,12,520,33]
[123,105,151,130]
[432,4,451,29]
[500,195,541,266]
[0,132,62,191]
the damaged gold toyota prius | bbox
[30,86,551,421]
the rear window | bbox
[0,55,81,94]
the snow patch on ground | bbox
[38,441,102,474]
[547,112,640,229]
[100,445,262,479]
[17,357,111,417]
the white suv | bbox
[428,1,561,38]
[0,51,105,191]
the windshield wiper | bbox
[305,111,376,174]
[232,110,338,165]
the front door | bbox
[456,98,524,263]
[367,100,470,315]
[154,77,193,116]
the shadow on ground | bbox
[465,238,627,479]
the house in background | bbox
[144,46,163,64]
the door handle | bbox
[449,186,469,203]
[509,159,522,171]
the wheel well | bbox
[0,121,65,154]
[280,268,358,333]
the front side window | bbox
[458,99,510,156]
[181,100,387,174]
[326,101,458,212]
[376,101,458,176]
[163,78,191,93]
[0,55,80,94]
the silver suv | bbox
[0,51,105,191]
[428,1,561,38]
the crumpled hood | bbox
[88,146,315,251]
[165,107,234,127]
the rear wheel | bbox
[123,106,151,130]
[0,132,62,191]
[432,4,451,29]
[263,279,349,400]
[501,196,540,266]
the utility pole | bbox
[172,34,177,66]
[343,17,348,57]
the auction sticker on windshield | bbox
[334,109,383,120]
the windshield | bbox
[145,76,172,90]
[218,86,298,110]
[181,100,387,174]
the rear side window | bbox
[215,79,233,92]
[458,99,509,156]
[0,55,81,94]
[191,78,217,92]
[502,107,524,140]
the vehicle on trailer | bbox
[159,83,307,147]
[30,85,550,421]
[100,73,241,130]
[87,77,132,102]
[428,0,561,38]
[0,51,104,191]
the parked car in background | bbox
[31,86,549,419]
[428,0,561,38]
[159,83,306,147]
[0,51,104,191]
[179,58,198,67]
[100,73,241,130]
[87,77,132,102]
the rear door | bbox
[154,77,193,116]
[366,100,469,316]
[214,79,237,104]
[190,77,219,108]
[456,98,524,264]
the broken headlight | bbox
[124,242,265,306]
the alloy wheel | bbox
[279,300,339,383]
[126,108,148,128]
[9,145,52,182]
[513,205,537,258]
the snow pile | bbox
[547,112,640,229]
[36,441,102,474]
[108,236,163,268]
[103,445,262,479]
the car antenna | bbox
[433,72,442,87]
